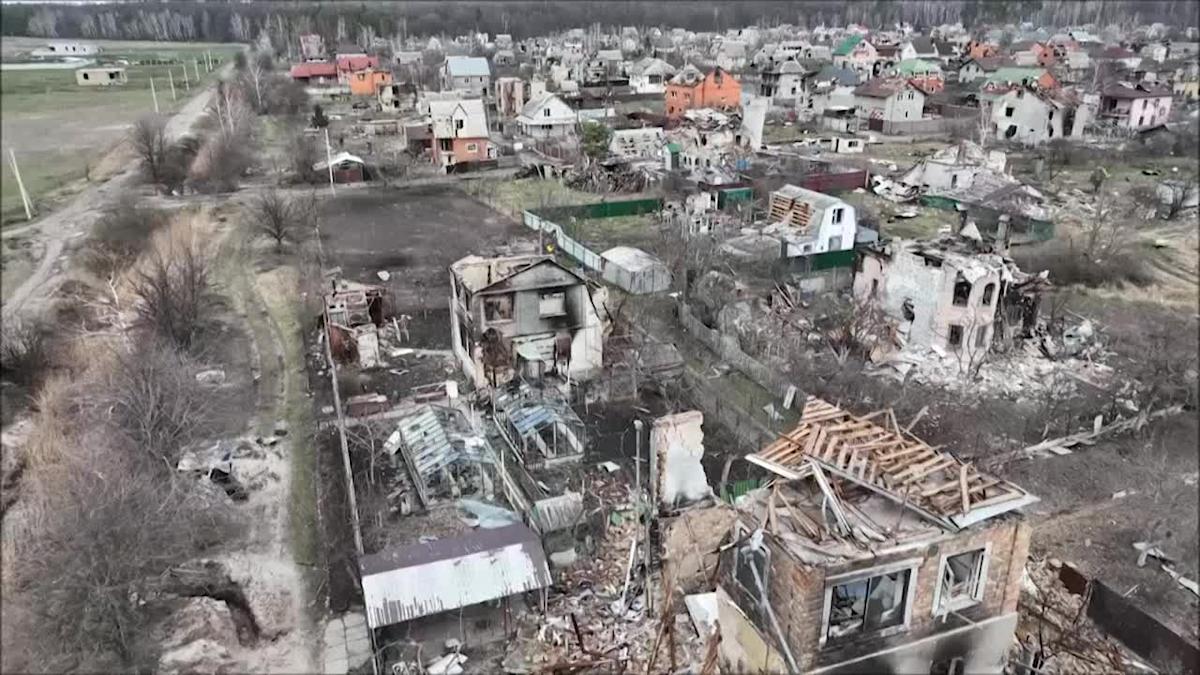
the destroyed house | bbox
[853,235,1047,356]
[767,185,858,258]
[449,255,605,390]
[359,523,552,643]
[323,280,387,369]
[718,397,1035,674]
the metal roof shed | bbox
[359,524,552,629]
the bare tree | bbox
[89,341,216,466]
[9,440,235,671]
[129,242,211,351]
[288,132,320,183]
[82,196,167,280]
[130,116,169,185]
[248,189,315,252]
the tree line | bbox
[4,0,1194,49]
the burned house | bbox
[449,255,606,390]
[718,397,1036,674]
[853,234,1046,356]
[324,279,387,368]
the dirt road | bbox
[1,71,221,322]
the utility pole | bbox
[634,418,650,612]
[8,148,34,221]
[324,127,337,196]
[167,68,176,101]
[149,75,159,113]
[646,417,657,614]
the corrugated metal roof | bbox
[360,524,552,628]
[508,404,556,437]
[445,55,491,78]
[397,407,454,476]
[530,492,584,533]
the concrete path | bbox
[322,612,372,674]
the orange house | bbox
[350,69,392,97]
[967,40,999,60]
[665,66,742,119]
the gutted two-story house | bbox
[448,255,605,389]
[1098,82,1174,130]
[853,78,926,133]
[719,396,1036,674]
[665,65,742,119]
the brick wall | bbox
[731,516,1030,669]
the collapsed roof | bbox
[747,397,1037,533]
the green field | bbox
[0,42,243,226]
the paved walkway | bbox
[322,611,372,674]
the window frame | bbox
[931,545,991,617]
[819,558,921,647]
[537,290,567,318]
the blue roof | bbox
[509,404,555,437]
[446,56,491,78]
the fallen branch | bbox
[998,405,1184,465]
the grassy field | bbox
[0,41,242,226]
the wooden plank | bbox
[890,453,947,482]
[800,409,850,424]
[876,444,932,464]
[959,463,971,515]
[835,439,852,468]
[803,426,827,457]
[899,458,956,485]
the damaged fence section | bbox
[523,199,672,294]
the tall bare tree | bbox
[130,242,211,351]
[130,116,169,185]
[248,189,315,252]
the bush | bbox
[0,319,49,389]
[1012,239,1154,288]
[82,197,168,279]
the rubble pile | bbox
[502,472,709,673]
[1014,558,1155,674]
[563,162,653,194]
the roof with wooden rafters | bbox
[746,396,1036,530]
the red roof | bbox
[290,62,337,79]
[336,54,380,72]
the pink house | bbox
[1099,82,1173,129]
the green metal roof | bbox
[896,58,941,75]
[666,142,681,153]
[833,35,863,57]
[984,67,1047,85]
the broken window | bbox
[538,291,566,317]
[455,118,464,130]
[936,549,988,614]
[870,278,879,298]
[832,207,844,224]
[439,138,453,152]
[1005,106,1014,117]
[483,295,513,321]
[466,143,478,152]
[901,299,915,321]
[826,568,912,640]
[952,277,972,306]
[981,283,996,306]
[948,324,963,348]
[950,174,958,188]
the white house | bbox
[853,78,925,126]
[628,57,677,94]
[989,88,1090,145]
[443,56,492,97]
[766,185,858,258]
[1098,82,1173,130]
[516,94,577,139]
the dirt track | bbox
[1,68,224,322]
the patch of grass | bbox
[561,213,660,250]
[466,178,605,217]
